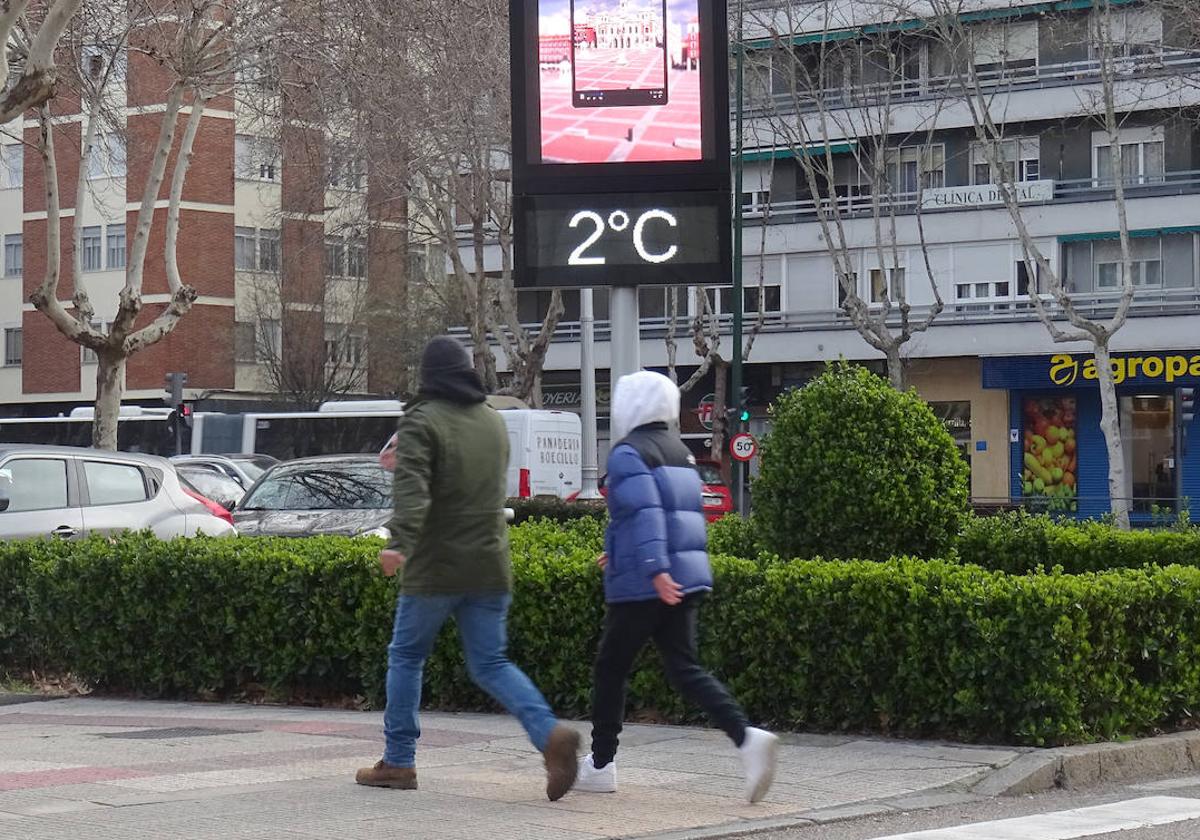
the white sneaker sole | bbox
[747,735,779,803]
[573,780,617,793]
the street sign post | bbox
[729,432,757,462]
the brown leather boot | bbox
[543,724,582,801]
[355,760,418,789]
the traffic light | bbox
[1181,387,1196,425]
[179,403,194,429]
[735,386,751,423]
[164,371,187,408]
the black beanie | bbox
[418,336,487,404]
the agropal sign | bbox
[920,180,1053,210]
[982,352,1200,390]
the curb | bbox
[971,730,1200,797]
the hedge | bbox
[507,496,607,525]
[5,524,1200,745]
[957,512,1200,574]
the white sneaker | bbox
[574,753,617,793]
[739,727,779,803]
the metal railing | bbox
[447,287,1200,346]
[745,169,1200,223]
[744,49,1200,117]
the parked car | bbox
[693,459,735,522]
[0,445,235,540]
[231,455,394,538]
[566,459,734,523]
[174,463,246,512]
[170,453,278,489]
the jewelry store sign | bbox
[921,180,1054,210]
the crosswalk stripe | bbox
[869,796,1200,840]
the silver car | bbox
[170,453,279,489]
[0,445,235,540]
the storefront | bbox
[982,352,1200,522]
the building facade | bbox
[0,31,435,419]
[486,0,1200,519]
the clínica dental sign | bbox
[920,180,1053,210]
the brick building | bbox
[0,33,428,418]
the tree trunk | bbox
[709,359,729,471]
[92,351,126,450]
[1093,343,1131,530]
[885,345,905,390]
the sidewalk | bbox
[0,696,1024,839]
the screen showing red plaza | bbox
[537,0,702,163]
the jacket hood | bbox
[418,336,487,404]
[610,370,680,445]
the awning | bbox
[740,141,856,162]
[1059,225,1200,243]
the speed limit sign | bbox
[729,433,758,462]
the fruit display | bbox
[1022,397,1077,511]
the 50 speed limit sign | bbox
[729,433,758,462]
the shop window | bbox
[1020,396,1078,512]
[1121,394,1176,513]
[930,401,972,473]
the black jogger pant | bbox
[590,593,749,767]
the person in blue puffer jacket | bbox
[572,370,779,804]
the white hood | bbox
[610,370,680,444]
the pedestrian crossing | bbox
[870,796,1200,839]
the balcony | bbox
[744,169,1200,223]
[452,287,1200,348]
[743,49,1200,118]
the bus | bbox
[0,406,184,455]
[232,402,405,461]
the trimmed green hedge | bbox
[5,523,1200,745]
[507,496,607,525]
[957,512,1200,574]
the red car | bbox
[567,459,734,522]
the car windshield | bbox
[239,462,391,511]
[228,455,278,481]
[694,463,723,485]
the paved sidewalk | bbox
[0,696,1024,839]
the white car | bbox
[0,445,235,540]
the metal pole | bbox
[731,0,746,515]
[579,288,601,499]
[610,286,641,384]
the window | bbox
[258,228,279,272]
[234,322,257,363]
[258,319,281,362]
[972,138,1040,185]
[83,461,148,506]
[81,226,102,271]
[106,224,126,270]
[325,327,366,367]
[885,145,945,193]
[87,134,126,180]
[4,233,21,277]
[346,239,367,278]
[1096,260,1162,288]
[1092,8,1162,58]
[1016,260,1043,295]
[325,236,345,277]
[972,20,1039,78]
[407,244,428,281]
[3,327,20,366]
[235,227,257,270]
[0,459,68,512]
[0,144,21,189]
[1094,129,1164,186]
[234,134,279,182]
[702,284,784,315]
[870,267,905,303]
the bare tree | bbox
[744,7,947,389]
[923,0,1188,528]
[0,0,83,125]
[28,0,273,449]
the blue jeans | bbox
[382,593,558,768]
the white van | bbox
[499,409,582,499]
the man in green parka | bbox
[355,336,581,801]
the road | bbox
[740,776,1200,840]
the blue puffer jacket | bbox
[603,423,713,603]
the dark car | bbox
[231,455,392,538]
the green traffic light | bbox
[739,409,751,422]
